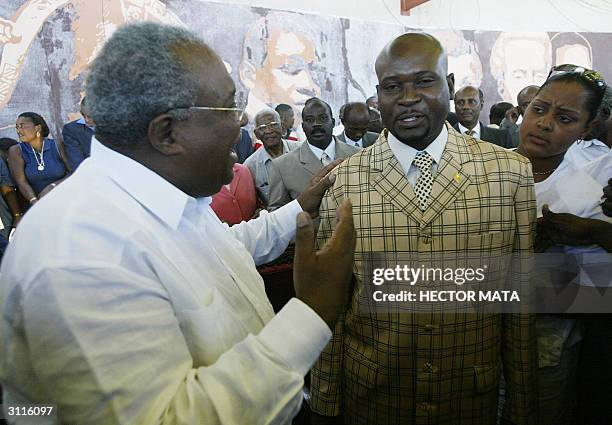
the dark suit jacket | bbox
[235,128,254,164]
[61,120,94,171]
[446,111,458,127]
[336,131,380,148]
[454,122,512,149]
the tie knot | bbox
[413,150,433,172]
[321,152,332,166]
[465,130,475,136]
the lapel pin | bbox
[454,173,461,183]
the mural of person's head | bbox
[551,32,593,69]
[490,31,552,103]
[239,11,322,119]
[429,30,483,91]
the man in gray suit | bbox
[337,102,380,149]
[453,86,513,148]
[267,98,359,211]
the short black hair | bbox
[489,102,514,123]
[275,104,293,114]
[18,112,50,137]
[0,137,18,153]
[303,97,333,117]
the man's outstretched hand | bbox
[293,199,355,329]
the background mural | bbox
[0,0,611,142]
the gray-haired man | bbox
[0,22,355,424]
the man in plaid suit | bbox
[310,33,538,425]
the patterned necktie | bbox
[321,152,332,166]
[413,151,434,211]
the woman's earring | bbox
[36,131,40,138]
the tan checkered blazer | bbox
[310,124,538,425]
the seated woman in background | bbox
[515,64,611,425]
[8,112,69,207]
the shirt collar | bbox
[260,139,291,164]
[387,125,448,173]
[344,131,362,147]
[307,138,336,161]
[457,122,480,139]
[89,137,192,229]
[76,117,95,131]
[576,138,610,149]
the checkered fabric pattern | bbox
[310,124,538,425]
[413,151,434,210]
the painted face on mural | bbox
[500,39,550,104]
[251,29,321,109]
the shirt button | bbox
[423,324,438,331]
[423,362,433,372]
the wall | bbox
[0,0,610,142]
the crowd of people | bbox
[0,20,610,425]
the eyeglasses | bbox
[255,121,281,131]
[171,106,245,122]
[547,64,606,93]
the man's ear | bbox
[147,113,184,156]
[447,73,455,100]
[239,60,256,90]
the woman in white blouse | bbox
[515,64,611,425]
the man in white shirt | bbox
[244,108,299,206]
[267,98,358,211]
[336,102,380,149]
[0,22,356,425]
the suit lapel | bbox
[420,125,473,226]
[298,140,322,176]
[335,139,357,159]
[370,131,423,222]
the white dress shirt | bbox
[307,139,336,162]
[343,132,363,148]
[564,138,611,168]
[535,154,612,288]
[457,122,481,139]
[0,138,331,424]
[387,125,448,188]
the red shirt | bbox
[211,164,258,225]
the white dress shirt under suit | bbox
[387,124,448,188]
[0,138,331,424]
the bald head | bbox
[374,32,453,149]
[375,33,447,80]
[517,85,540,116]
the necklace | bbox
[532,168,556,175]
[31,139,45,171]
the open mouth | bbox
[397,112,425,128]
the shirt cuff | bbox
[258,298,332,376]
